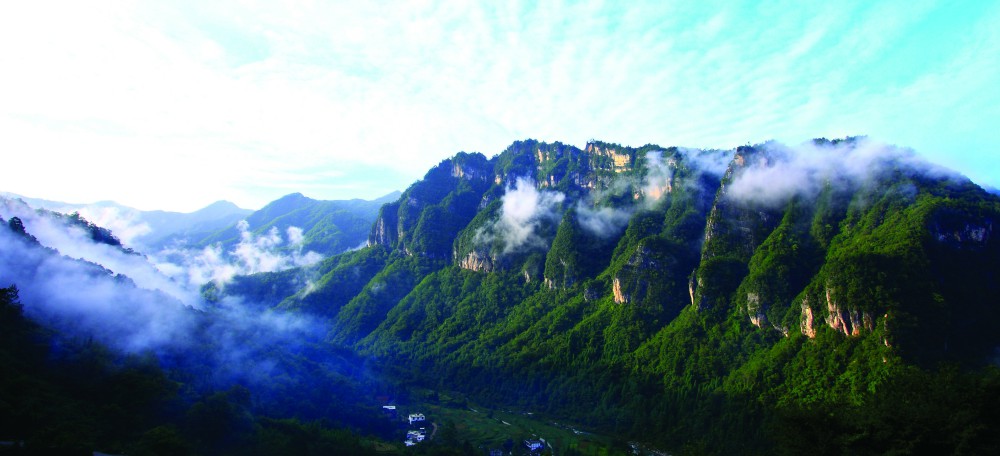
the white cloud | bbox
[642,151,673,204]
[1,0,999,212]
[477,177,565,253]
[576,204,632,239]
[726,138,958,207]
[154,220,323,288]
[0,207,329,391]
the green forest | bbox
[3,138,1000,454]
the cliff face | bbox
[281,138,1000,378]
[197,137,1000,454]
[458,250,494,273]
[694,146,782,311]
[368,201,400,247]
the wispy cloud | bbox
[1,0,998,211]
[155,219,322,289]
[0,199,333,391]
[475,177,565,253]
[726,138,959,207]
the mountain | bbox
[0,190,400,259]
[0,201,393,454]
[194,191,401,257]
[0,192,252,250]
[132,200,253,248]
[223,137,1000,453]
[3,137,999,454]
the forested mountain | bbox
[0,190,399,257]
[194,191,401,256]
[0,207,392,454]
[221,137,1000,453]
[0,193,252,250]
[132,200,254,248]
[3,137,1000,454]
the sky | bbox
[1,0,998,212]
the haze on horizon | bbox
[2,0,999,212]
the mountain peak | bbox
[278,192,311,201]
[190,200,251,220]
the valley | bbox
[2,137,1000,455]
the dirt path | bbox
[430,421,439,440]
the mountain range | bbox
[2,138,999,455]
[1,190,400,256]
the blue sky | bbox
[1,0,998,212]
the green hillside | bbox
[198,191,401,256]
[224,138,1000,453]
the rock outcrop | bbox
[458,250,494,273]
[800,298,817,338]
[823,285,874,337]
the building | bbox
[405,428,427,446]
[525,440,544,452]
[408,413,426,425]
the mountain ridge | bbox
[3,137,999,454]
[216,136,1000,452]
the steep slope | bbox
[222,137,1000,453]
[0,219,392,454]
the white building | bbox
[525,440,544,452]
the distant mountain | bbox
[0,192,252,250]
[222,137,1000,453]
[0,191,400,257]
[195,191,401,256]
[4,137,1000,454]
[136,200,254,248]
[0,201,394,454]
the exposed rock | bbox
[824,285,874,337]
[882,313,892,347]
[452,162,488,181]
[746,292,767,328]
[693,275,707,310]
[459,250,494,272]
[688,273,697,307]
[613,277,629,304]
[586,143,633,173]
[800,298,816,338]
[368,203,400,247]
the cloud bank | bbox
[476,177,565,253]
[0,204,337,393]
[726,139,959,207]
[154,220,323,290]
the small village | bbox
[381,404,433,448]
[379,399,558,454]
